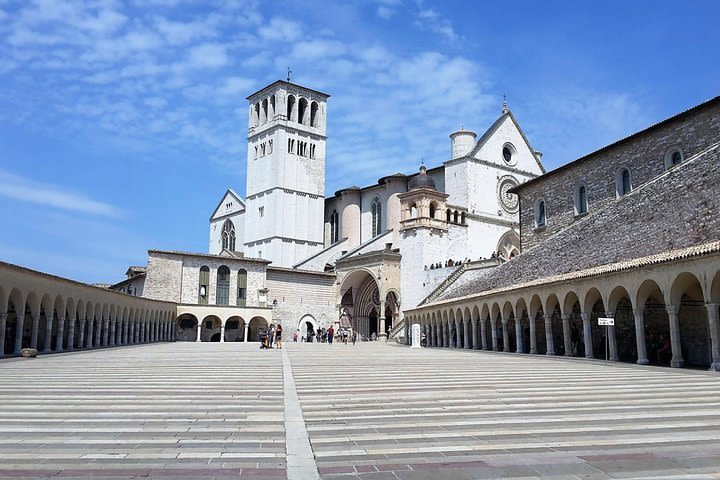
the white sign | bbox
[411,323,421,349]
[598,317,615,326]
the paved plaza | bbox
[0,343,719,479]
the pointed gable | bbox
[470,111,545,174]
[209,189,245,221]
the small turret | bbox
[449,129,477,159]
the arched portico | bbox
[298,314,317,342]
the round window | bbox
[503,146,512,163]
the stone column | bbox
[78,319,86,349]
[562,314,572,357]
[605,311,618,362]
[581,312,593,359]
[0,313,7,358]
[633,309,649,365]
[134,321,140,344]
[110,320,116,347]
[464,319,470,349]
[196,323,202,342]
[220,321,225,343]
[86,318,94,348]
[54,316,65,352]
[515,317,523,353]
[490,318,498,351]
[443,321,449,347]
[379,300,387,341]
[30,314,40,350]
[480,319,487,350]
[14,312,26,355]
[472,319,479,350]
[454,319,461,348]
[44,315,54,353]
[544,314,554,355]
[67,318,75,351]
[102,319,110,347]
[501,318,509,352]
[433,323,438,347]
[706,303,720,372]
[666,306,684,368]
[529,315,537,354]
[243,323,249,342]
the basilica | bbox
[1,79,718,371]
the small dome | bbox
[408,165,436,191]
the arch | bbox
[221,219,236,252]
[298,314,317,342]
[496,230,521,260]
[201,315,222,342]
[225,315,245,342]
[429,202,437,219]
[664,146,684,170]
[176,313,198,341]
[562,291,584,357]
[286,94,296,121]
[671,272,709,367]
[608,285,637,363]
[534,199,546,228]
[409,203,418,219]
[298,97,309,125]
[199,266,210,305]
[261,98,268,123]
[460,212,467,225]
[453,210,459,224]
[616,167,633,197]
[248,316,269,342]
[544,293,560,317]
[310,101,319,127]
[711,269,720,304]
[329,209,339,244]
[216,266,230,306]
[446,208,451,223]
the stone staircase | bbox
[387,319,405,341]
[418,263,467,306]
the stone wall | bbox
[518,100,720,251]
[439,143,720,301]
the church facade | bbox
[201,79,543,341]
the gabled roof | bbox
[209,189,245,221]
[463,110,546,173]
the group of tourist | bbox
[424,252,512,270]
[258,324,282,349]
[289,326,358,345]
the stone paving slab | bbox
[288,342,720,480]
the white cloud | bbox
[186,42,229,68]
[375,0,402,19]
[0,169,124,218]
[258,17,302,42]
[414,8,459,42]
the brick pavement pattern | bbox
[1,342,720,479]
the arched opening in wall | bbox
[453,210,459,224]
[410,203,418,218]
[37,294,51,351]
[385,291,399,335]
[338,270,380,341]
[589,299,606,360]
[176,314,199,342]
[368,307,378,339]
[461,212,467,225]
[248,316,269,342]
[5,290,27,354]
[199,266,209,305]
[483,314,492,350]
[261,98,268,123]
[286,95,295,121]
[270,95,275,118]
[563,292,584,357]
[616,167,633,197]
[298,98,308,125]
[506,312,517,353]
[329,210,339,244]
[310,101,319,127]
[608,286,636,363]
[575,185,588,215]
[225,316,245,342]
[202,315,222,342]
[254,103,260,126]
[298,314,317,342]
[516,299,530,353]
[464,307,472,348]
[672,273,710,368]
[446,209,451,222]
[216,266,230,306]
[429,202,437,219]
[546,296,563,356]
[52,297,65,351]
[371,197,382,237]
[457,311,465,348]
[497,230,521,260]
[237,269,247,307]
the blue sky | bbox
[1,0,718,284]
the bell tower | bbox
[244,80,329,267]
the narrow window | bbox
[199,266,210,305]
[410,204,418,218]
[453,210,459,224]
[461,212,467,225]
[330,210,339,243]
[310,101,319,126]
[536,200,546,228]
[268,139,273,154]
[259,206,264,218]
[429,203,436,219]
[261,98,268,123]
[237,269,247,307]
[576,185,588,215]
[216,266,230,306]
[446,209,451,222]
[270,95,276,118]
[298,98,308,125]
[371,197,382,237]
[617,168,632,197]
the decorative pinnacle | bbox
[502,94,508,114]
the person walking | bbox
[293,330,299,342]
[327,325,334,345]
[275,324,283,349]
[352,330,357,345]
